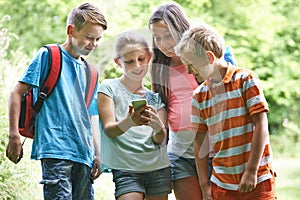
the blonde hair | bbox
[67,3,107,31]
[114,30,150,59]
[176,23,224,59]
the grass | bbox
[273,158,300,199]
[5,139,300,199]
[94,158,300,200]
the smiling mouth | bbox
[86,47,93,51]
[133,70,143,75]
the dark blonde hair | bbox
[176,23,224,59]
[67,3,107,31]
[114,30,150,59]
[148,2,190,106]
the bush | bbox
[0,15,42,200]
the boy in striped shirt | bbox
[175,23,276,200]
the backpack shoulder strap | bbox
[33,44,62,112]
[82,58,98,108]
[40,45,62,96]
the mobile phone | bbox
[132,99,147,110]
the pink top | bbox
[168,64,198,132]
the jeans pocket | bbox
[39,179,60,185]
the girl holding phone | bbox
[98,30,171,200]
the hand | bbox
[128,105,151,126]
[6,134,23,164]
[91,156,101,180]
[143,105,164,132]
[201,184,212,200]
[238,169,257,193]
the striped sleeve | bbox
[191,86,208,134]
[242,70,269,116]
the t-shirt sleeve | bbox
[191,95,208,134]
[242,72,269,116]
[20,47,50,88]
[145,91,165,111]
[98,79,114,98]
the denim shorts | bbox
[168,153,213,181]
[40,158,94,200]
[112,167,172,199]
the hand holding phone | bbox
[132,99,147,110]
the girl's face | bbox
[150,21,177,58]
[115,44,152,81]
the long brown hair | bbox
[149,2,190,107]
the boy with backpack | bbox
[6,3,107,199]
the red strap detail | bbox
[86,65,98,108]
[40,45,62,96]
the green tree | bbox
[0,15,42,200]
[0,0,80,56]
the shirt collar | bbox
[207,63,236,88]
[223,63,236,84]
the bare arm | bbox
[194,131,212,200]
[98,93,148,138]
[147,106,167,144]
[6,82,30,163]
[238,112,269,193]
[90,115,101,180]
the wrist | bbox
[154,127,166,135]
[8,133,20,140]
[245,166,258,174]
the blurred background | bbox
[0,0,299,199]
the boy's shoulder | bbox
[232,66,261,83]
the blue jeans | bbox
[40,158,94,200]
[112,167,172,199]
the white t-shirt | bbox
[98,78,170,172]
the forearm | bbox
[246,112,269,173]
[151,107,167,144]
[8,92,22,138]
[104,115,135,138]
[152,127,166,144]
[90,115,100,158]
[246,128,267,173]
[194,132,211,190]
[194,131,212,199]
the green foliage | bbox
[0,0,299,144]
[275,159,300,200]
[184,0,300,142]
[0,16,42,200]
[1,0,300,198]
[99,64,123,83]
[0,0,79,56]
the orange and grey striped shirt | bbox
[191,64,273,190]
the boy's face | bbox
[71,22,104,57]
[180,49,212,80]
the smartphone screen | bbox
[132,99,147,110]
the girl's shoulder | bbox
[100,78,119,87]
[98,78,120,94]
